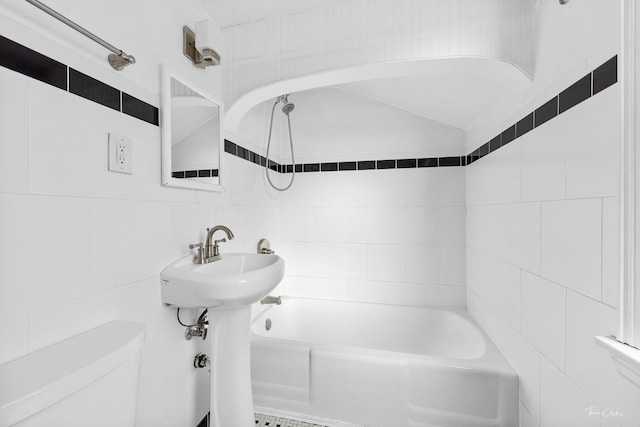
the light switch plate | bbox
[108,133,133,174]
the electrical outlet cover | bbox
[108,133,133,174]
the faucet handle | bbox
[214,238,226,244]
[189,242,204,250]
[257,238,275,255]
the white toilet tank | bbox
[0,321,145,427]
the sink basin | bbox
[160,253,285,308]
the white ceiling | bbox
[200,0,356,27]
[334,72,520,131]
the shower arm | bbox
[24,0,136,70]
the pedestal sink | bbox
[160,252,285,427]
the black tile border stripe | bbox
[224,138,467,174]
[559,73,592,114]
[0,34,158,126]
[0,35,67,90]
[225,56,618,174]
[172,169,219,179]
[593,56,617,95]
[122,92,159,125]
[69,68,120,112]
[467,55,617,166]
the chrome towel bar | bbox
[24,0,135,70]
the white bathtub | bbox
[250,298,517,427]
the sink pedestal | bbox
[160,252,285,426]
[208,305,254,427]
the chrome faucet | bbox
[261,295,282,305]
[190,225,234,264]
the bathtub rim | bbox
[250,297,517,378]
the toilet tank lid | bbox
[0,320,145,427]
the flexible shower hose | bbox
[265,99,296,191]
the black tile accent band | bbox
[377,160,396,169]
[69,68,120,111]
[224,56,618,173]
[224,139,237,155]
[559,73,591,114]
[321,162,338,172]
[439,157,463,167]
[397,159,417,168]
[339,161,357,171]
[500,125,516,146]
[196,413,209,427]
[122,92,159,125]
[0,35,67,90]
[534,97,558,128]
[593,56,617,95]
[489,136,501,152]
[224,142,467,174]
[0,34,158,126]
[516,113,534,138]
[418,158,438,168]
[303,163,320,172]
[468,55,617,166]
[172,169,219,179]
[358,160,376,170]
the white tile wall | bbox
[521,272,566,370]
[541,198,602,300]
[367,244,405,282]
[467,141,522,206]
[314,277,349,300]
[565,85,620,199]
[28,80,139,199]
[0,314,29,365]
[331,243,368,279]
[506,328,541,424]
[0,67,29,194]
[540,357,599,427]
[520,118,567,202]
[277,165,467,308]
[565,291,640,425]
[466,45,640,426]
[0,194,93,317]
[519,402,539,427]
[503,202,541,274]
[386,282,426,307]
[602,197,620,307]
[348,279,387,303]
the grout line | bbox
[563,286,568,372]
[600,197,604,302]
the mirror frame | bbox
[160,64,224,192]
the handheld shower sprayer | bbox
[278,94,295,115]
[265,94,296,192]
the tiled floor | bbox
[255,412,329,427]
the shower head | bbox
[282,101,295,114]
[278,94,295,114]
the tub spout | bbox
[261,295,282,305]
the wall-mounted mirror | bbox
[160,65,223,191]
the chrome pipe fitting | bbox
[184,323,207,341]
[194,353,210,368]
[261,295,282,305]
